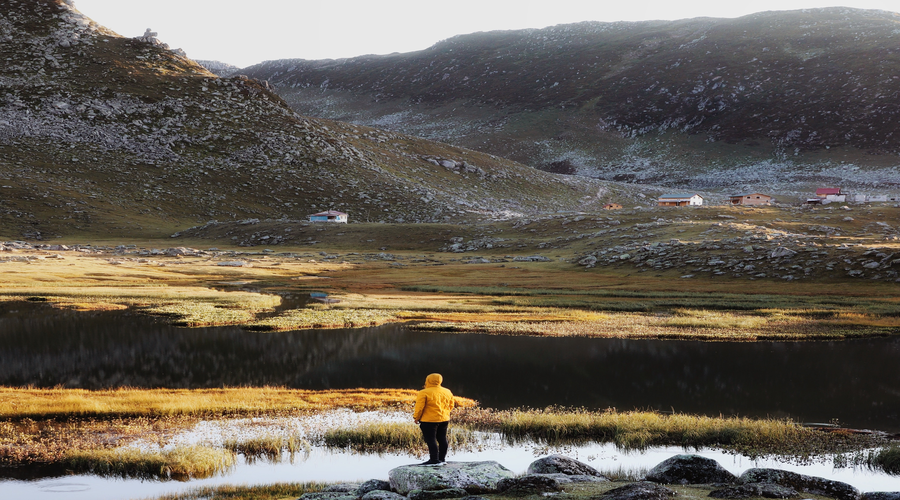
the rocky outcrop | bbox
[596,481,676,500]
[495,474,563,496]
[739,468,860,500]
[388,462,515,495]
[645,454,738,485]
[709,483,799,499]
[407,488,468,500]
[525,454,606,477]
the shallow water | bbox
[3,442,900,500]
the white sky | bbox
[74,1,900,68]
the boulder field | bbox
[298,454,899,500]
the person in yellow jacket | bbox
[413,373,455,465]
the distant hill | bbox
[0,0,636,240]
[243,8,900,195]
[195,60,241,77]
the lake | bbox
[1,300,898,432]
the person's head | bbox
[424,373,443,388]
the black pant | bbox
[419,421,449,462]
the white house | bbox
[308,210,348,223]
[658,194,703,207]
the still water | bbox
[1,301,898,432]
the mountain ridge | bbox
[242,8,900,196]
[0,0,636,239]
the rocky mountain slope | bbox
[0,0,628,239]
[243,8,900,197]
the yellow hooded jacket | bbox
[413,373,455,423]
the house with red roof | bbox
[308,210,348,223]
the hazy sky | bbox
[74,1,900,68]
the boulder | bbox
[388,461,515,495]
[408,488,469,500]
[361,491,406,500]
[770,247,797,259]
[530,473,608,484]
[739,468,860,500]
[645,454,737,485]
[495,474,563,496]
[323,483,362,493]
[358,479,392,496]
[708,483,799,498]
[299,493,357,500]
[862,494,900,500]
[596,481,676,500]
[526,454,605,477]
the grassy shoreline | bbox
[0,387,893,480]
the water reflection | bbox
[0,301,898,432]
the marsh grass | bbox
[247,304,398,330]
[453,407,883,457]
[323,422,478,454]
[142,482,327,500]
[0,387,445,420]
[64,445,234,479]
[870,445,900,474]
[664,309,769,329]
[224,433,310,462]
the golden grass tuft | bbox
[0,387,479,420]
[140,482,327,500]
[224,432,310,461]
[324,421,478,454]
[64,445,235,479]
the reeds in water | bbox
[224,432,310,462]
[64,445,235,479]
[323,422,477,454]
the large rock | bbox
[740,468,860,500]
[597,481,676,500]
[361,491,406,500]
[531,473,608,484]
[708,483,799,499]
[862,494,900,500]
[496,474,563,496]
[526,454,605,477]
[645,454,737,485]
[408,488,469,500]
[388,461,516,495]
[358,480,392,496]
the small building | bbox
[658,194,703,207]
[728,193,772,206]
[308,210,348,223]
[815,188,846,203]
[602,203,623,210]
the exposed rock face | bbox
[531,473,608,484]
[360,491,406,500]
[358,480,393,496]
[495,474,563,496]
[388,462,516,495]
[739,468,860,500]
[407,488,469,500]
[862,494,900,500]
[645,454,737,485]
[708,483,799,499]
[526,454,606,477]
[597,481,676,500]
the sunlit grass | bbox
[224,432,310,462]
[452,407,884,457]
[663,309,769,329]
[0,387,467,419]
[141,482,327,500]
[64,445,234,479]
[324,422,478,454]
[248,304,398,330]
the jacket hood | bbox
[424,373,443,388]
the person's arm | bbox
[413,391,427,424]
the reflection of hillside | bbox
[0,302,432,388]
[0,302,898,432]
